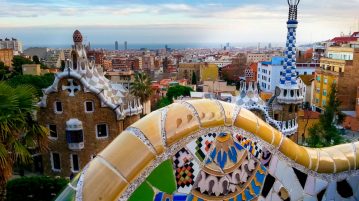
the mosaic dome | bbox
[57,100,359,201]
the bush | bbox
[6,73,55,97]
[6,176,68,201]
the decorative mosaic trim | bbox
[75,164,89,201]
[180,101,202,127]
[160,107,168,147]
[353,142,357,170]
[126,127,157,154]
[116,125,359,200]
[232,105,241,125]
[214,100,226,122]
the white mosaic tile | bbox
[304,175,316,196]
[268,155,278,176]
[347,176,359,191]
[275,158,289,182]
[324,182,336,200]
[314,177,328,194]
[303,194,317,201]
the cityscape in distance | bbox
[1,0,359,201]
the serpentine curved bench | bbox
[57,99,359,201]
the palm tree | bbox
[0,82,48,200]
[131,73,153,115]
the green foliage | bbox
[12,56,33,75]
[166,85,193,101]
[306,84,345,147]
[0,82,49,188]
[6,74,55,97]
[191,72,197,85]
[32,56,40,64]
[6,176,68,201]
[155,85,193,110]
[156,97,172,110]
[0,62,12,81]
[131,72,153,104]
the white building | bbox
[0,38,23,53]
[257,57,317,93]
[257,57,284,92]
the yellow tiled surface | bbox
[82,158,129,201]
[99,131,156,182]
[165,103,200,146]
[185,100,225,128]
[130,110,165,154]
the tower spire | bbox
[277,0,303,104]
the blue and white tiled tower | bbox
[269,0,303,137]
[277,0,303,104]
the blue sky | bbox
[0,0,358,46]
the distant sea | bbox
[24,42,285,50]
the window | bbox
[54,101,63,113]
[66,130,84,143]
[323,90,327,96]
[322,100,326,106]
[85,101,94,113]
[51,152,61,171]
[48,124,57,139]
[316,98,319,104]
[324,78,328,84]
[71,154,80,172]
[96,124,108,138]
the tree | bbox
[12,56,33,75]
[0,62,12,81]
[166,85,193,101]
[32,56,40,64]
[155,85,194,110]
[0,83,49,200]
[156,97,172,109]
[60,60,66,72]
[191,72,197,85]
[6,176,68,201]
[131,72,153,114]
[306,84,345,147]
[302,102,311,144]
[6,74,55,97]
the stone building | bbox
[0,48,13,67]
[178,63,218,82]
[37,30,142,177]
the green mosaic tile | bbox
[146,159,177,194]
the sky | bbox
[0,0,358,47]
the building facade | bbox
[0,48,13,67]
[313,46,359,111]
[0,38,22,53]
[38,30,142,177]
[258,58,317,93]
[178,63,218,83]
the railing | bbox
[68,142,84,150]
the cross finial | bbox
[62,79,81,96]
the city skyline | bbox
[0,0,358,46]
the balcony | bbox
[66,118,84,150]
[66,129,84,150]
[68,142,84,150]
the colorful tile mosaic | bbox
[187,133,216,162]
